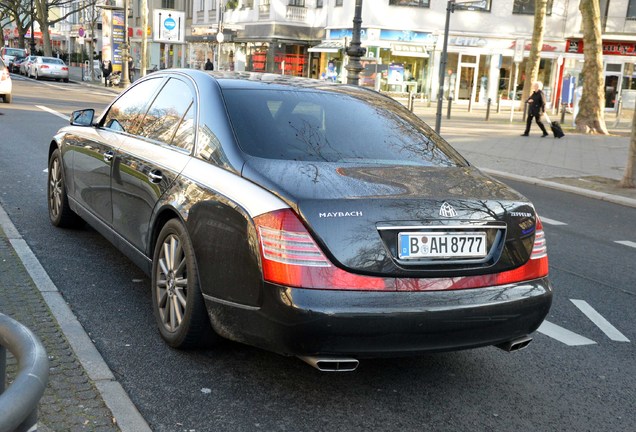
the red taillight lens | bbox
[254,209,390,290]
[254,210,548,292]
[0,70,8,81]
[41,65,49,69]
[62,67,69,71]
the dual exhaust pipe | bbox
[299,335,532,372]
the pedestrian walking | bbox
[204,58,214,71]
[102,60,113,87]
[521,81,549,137]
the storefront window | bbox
[513,0,553,15]
[389,0,430,7]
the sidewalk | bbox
[0,206,150,431]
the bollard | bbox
[561,103,567,124]
[409,92,416,112]
[468,96,472,112]
[0,313,49,432]
[447,96,453,119]
[496,93,501,113]
[486,98,492,121]
[616,97,622,119]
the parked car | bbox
[1,47,27,72]
[20,56,36,76]
[47,70,552,371]
[0,57,12,103]
[29,56,69,82]
[10,55,26,73]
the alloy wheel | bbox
[156,234,188,332]
[49,157,63,221]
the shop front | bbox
[436,36,565,109]
[565,38,636,111]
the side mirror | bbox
[70,109,95,126]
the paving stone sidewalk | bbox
[1,227,120,432]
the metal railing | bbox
[0,313,49,432]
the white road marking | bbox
[537,320,596,346]
[571,299,630,342]
[614,240,636,249]
[538,216,567,226]
[36,105,68,120]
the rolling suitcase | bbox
[544,113,565,138]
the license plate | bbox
[398,232,487,259]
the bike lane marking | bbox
[614,240,636,249]
[537,320,596,346]
[570,299,630,342]
[538,216,567,226]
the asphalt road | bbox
[1,76,634,431]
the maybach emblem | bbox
[439,202,458,218]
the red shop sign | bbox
[567,39,636,56]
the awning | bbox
[391,43,429,58]
[308,41,343,53]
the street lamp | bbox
[345,0,365,86]
[119,0,131,88]
[434,0,487,134]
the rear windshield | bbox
[43,58,64,65]
[3,48,26,57]
[222,88,467,167]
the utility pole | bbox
[141,0,148,76]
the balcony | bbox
[286,5,306,22]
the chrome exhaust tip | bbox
[496,335,533,352]
[298,356,359,372]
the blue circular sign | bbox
[164,17,176,30]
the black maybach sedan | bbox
[48,70,552,371]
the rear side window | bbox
[136,77,195,151]
[102,78,163,133]
[222,88,466,167]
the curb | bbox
[0,204,152,432]
[481,168,636,209]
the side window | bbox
[136,78,196,152]
[103,78,163,133]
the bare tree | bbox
[33,0,97,57]
[619,111,636,188]
[0,0,33,49]
[521,0,548,104]
[576,0,608,134]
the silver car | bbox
[20,56,37,76]
[29,56,69,82]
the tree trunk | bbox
[35,0,53,56]
[619,108,636,188]
[521,0,548,104]
[576,0,608,134]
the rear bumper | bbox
[205,278,552,357]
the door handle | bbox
[103,151,114,162]
[148,170,163,183]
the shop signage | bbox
[509,40,558,52]
[391,44,429,58]
[329,29,368,40]
[450,37,487,47]
[567,39,636,56]
[380,30,435,43]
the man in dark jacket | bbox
[522,81,549,137]
[102,60,113,87]
[204,59,214,71]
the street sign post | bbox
[510,38,525,122]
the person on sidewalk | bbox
[204,58,214,71]
[102,60,112,87]
[522,81,549,137]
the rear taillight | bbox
[0,70,8,81]
[62,67,69,71]
[254,210,548,292]
[254,209,389,290]
[41,65,49,69]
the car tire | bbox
[47,149,81,228]
[152,219,217,349]
[35,71,39,80]
[63,78,69,83]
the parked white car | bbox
[28,56,69,82]
[0,57,12,103]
